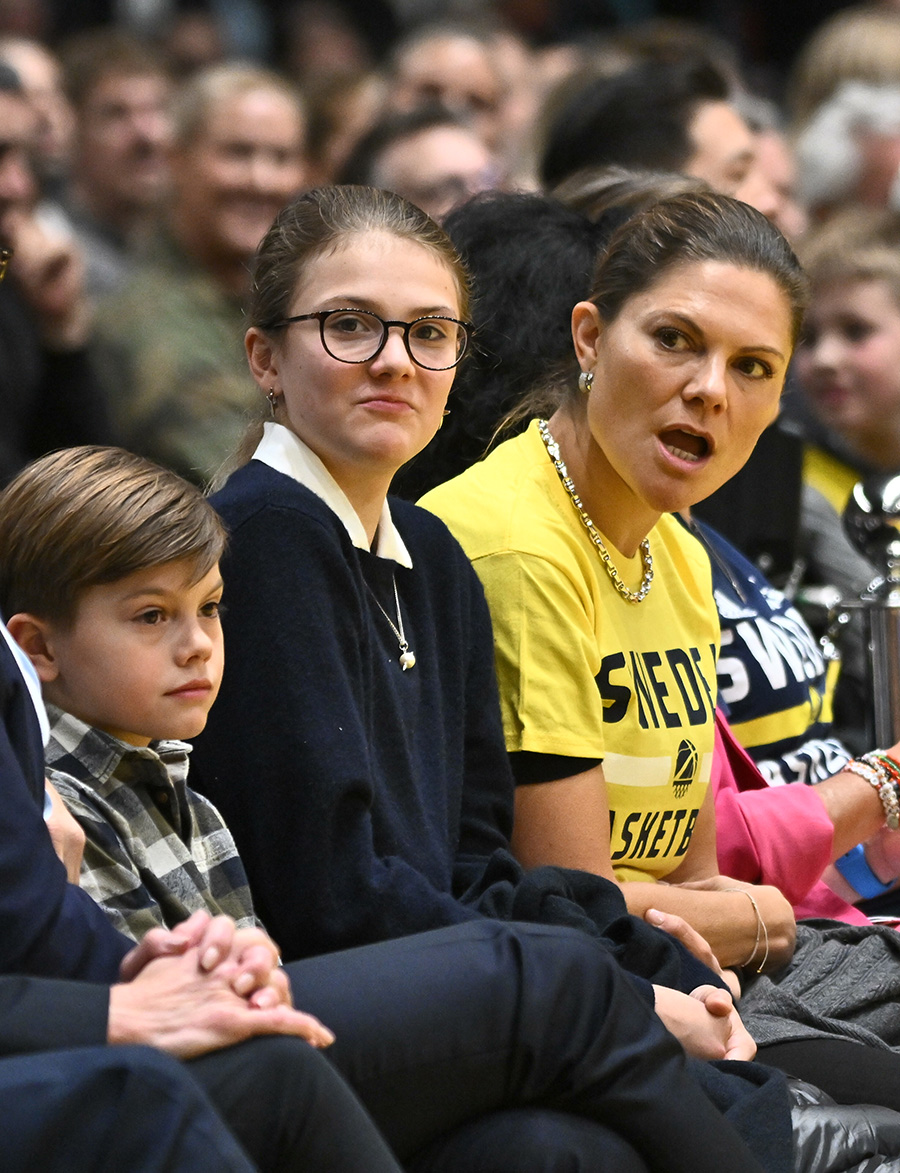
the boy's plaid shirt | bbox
[46,706,260,942]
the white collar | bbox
[252,422,413,568]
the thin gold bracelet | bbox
[724,887,770,973]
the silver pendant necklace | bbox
[366,576,416,670]
[537,418,653,604]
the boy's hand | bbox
[45,779,85,883]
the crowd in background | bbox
[0,3,895,610]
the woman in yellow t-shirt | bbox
[424,190,813,976]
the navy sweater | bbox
[192,461,719,994]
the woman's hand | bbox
[652,984,756,1061]
[645,907,741,999]
[673,876,796,972]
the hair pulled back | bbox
[505,191,808,429]
[248,184,471,334]
[589,191,807,343]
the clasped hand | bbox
[652,982,756,1062]
[112,910,335,1057]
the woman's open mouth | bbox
[659,428,710,463]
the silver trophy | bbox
[843,474,900,744]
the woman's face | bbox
[794,277,900,459]
[573,258,793,521]
[246,230,461,487]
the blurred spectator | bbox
[552,161,708,221]
[280,0,375,83]
[56,30,173,299]
[482,22,583,187]
[538,57,778,221]
[791,207,900,744]
[340,106,503,220]
[0,60,112,483]
[387,22,507,151]
[612,16,746,91]
[303,69,387,186]
[91,63,306,486]
[794,81,900,222]
[736,92,809,241]
[787,4,900,130]
[0,37,72,199]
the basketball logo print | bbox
[672,739,698,798]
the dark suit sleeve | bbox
[0,974,109,1056]
[0,636,132,981]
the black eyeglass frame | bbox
[268,308,473,371]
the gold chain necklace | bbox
[537,419,653,604]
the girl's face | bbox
[246,230,462,489]
[572,258,793,526]
[794,277,900,460]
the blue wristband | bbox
[834,843,894,899]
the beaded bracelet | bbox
[724,887,770,973]
[844,752,900,830]
[873,752,900,787]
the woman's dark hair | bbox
[588,191,807,342]
[391,191,607,499]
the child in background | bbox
[0,445,258,940]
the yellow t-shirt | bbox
[421,421,719,882]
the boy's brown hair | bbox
[0,446,226,627]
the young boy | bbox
[0,445,258,941]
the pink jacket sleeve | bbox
[713,711,870,925]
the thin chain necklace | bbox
[537,418,653,604]
[366,575,416,669]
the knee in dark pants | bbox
[189,1034,402,1173]
[407,1109,650,1173]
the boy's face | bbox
[39,559,224,746]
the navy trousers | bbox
[1,922,786,1172]
[284,920,780,1173]
[0,1045,253,1172]
[4,1039,402,1172]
